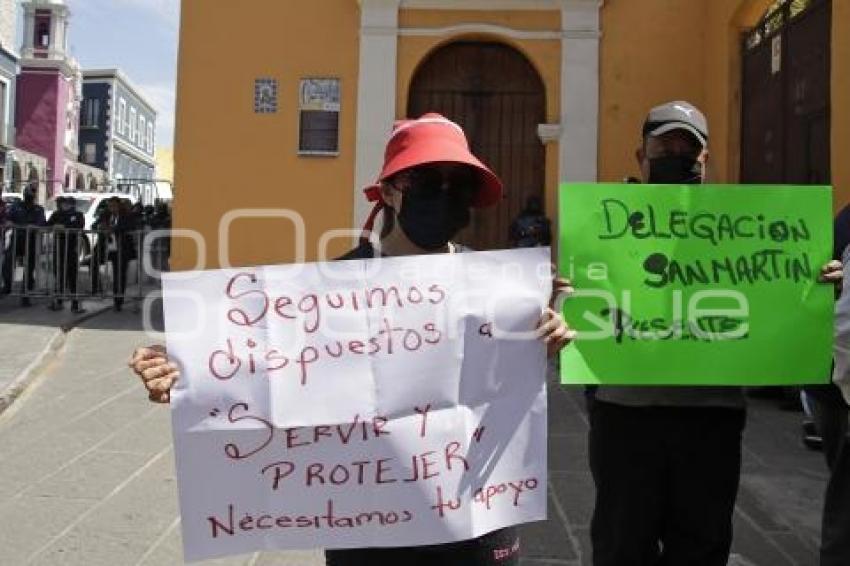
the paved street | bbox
[0,304,831,565]
[0,296,112,402]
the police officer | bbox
[47,195,86,313]
[1,185,46,306]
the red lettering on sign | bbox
[295,346,319,385]
[273,296,296,319]
[306,463,325,487]
[225,272,269,327]
[223,403,273,460]
[430,485,461,518]
[445,441,470,473]
[265,348,289,372]
[473,477,539,509]
[208,339,241,380]
[428,284,447,305]
[298,294,321,333]
[414,404,432,438]
[207,502,413,538]
[260,461,295,491]
[376,458,397,484]
[313,425,333,443]
[285,427,310,449]
[366,286,404,309]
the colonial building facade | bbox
[171,0,849,270]
[0,0,48,195]
[0,22,18,189]
[15,0,105,197]
[79,69,157,182]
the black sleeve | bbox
[835,204,850,261]
[116,215,134,232]
[541,218,552,246]
[70,213,85,230]
[34,207,47,227]
[508,219,520,240]
[336,242,375,261]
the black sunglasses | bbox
[392,165,478,205]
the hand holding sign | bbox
[129,345,179,403]
[819,260,844,297]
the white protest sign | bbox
[163,248,552,562]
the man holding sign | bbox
[561,101,844,566]
[129,114,573,564]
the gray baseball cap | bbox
[642,100,708,147]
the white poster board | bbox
[163,248,552,562]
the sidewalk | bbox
[0,306,831,565]
[0,258,154,411]
[0,296,113,414]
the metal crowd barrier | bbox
[0,225,171,306]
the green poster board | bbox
[558,183,834,386]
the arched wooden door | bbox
[408,41,546,251]
[741,0,831,184]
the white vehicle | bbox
[45,192,139,261]
[1,194,22,208]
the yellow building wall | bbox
[598,0,849,210]
[171,0,849,272]
[597,0,708,183]
[831,0,850,210]
[396,9,562,222]
[155,148,174,183]
[171,0,360,271]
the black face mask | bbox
[648,155,703,184]
[397,190,471,250]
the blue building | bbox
[79,69,157,181]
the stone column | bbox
[559,0,602,183]
[352,0,400,234]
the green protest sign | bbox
[558,183,834,386]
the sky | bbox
[28,0,181,148]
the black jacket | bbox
[835,204,850,263]
[94,211,137,260]
[6,202,46,255]
[805,204,850,407]
[47,209,85,256]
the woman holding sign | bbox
[129,113,574,565]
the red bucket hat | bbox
[361,113,503,239]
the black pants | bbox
[809,395,850,566]
[2,243,37,295]
[53,242,80,299]
[588,400,746,566]
[109,252,129,306]
[325,527,520,566]
[92,249,129,305]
